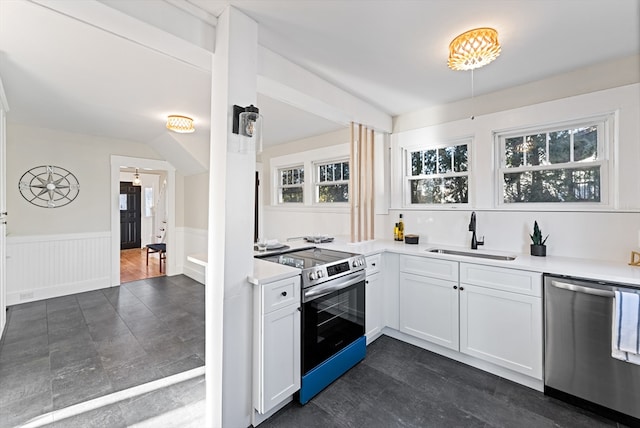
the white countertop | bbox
[246,237,640,287]
[249,258,301,285]
[320,238,640,287]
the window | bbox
[278,166,304,203]
[315,160,349,203]
[497,118,608,205]
[144,187,154,217]
[406,142,469,204]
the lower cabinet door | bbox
[256,304,301,414]
[365,272,383,344]
[399,272,459,350]
[459,283,542,379]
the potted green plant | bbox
[530,221,548,257]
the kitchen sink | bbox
[427,248,517,261]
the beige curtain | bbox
[350,122,375,242]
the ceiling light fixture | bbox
[133,168,142,186]
[448,27,501,71]
[166,115,195,133]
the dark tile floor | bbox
[0,275,205,428]
[262,335,623,428]
[1,277,625,428]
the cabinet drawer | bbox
[262,276,300,313]
[460,263,542,297]
[400,255,458,281]
[365,253,382,275]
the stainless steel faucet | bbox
[468,211,484,250]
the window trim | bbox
[276,164,305,205]
[313,158,350,205]
[269,143,351,210]
[403,138,472,207]
[494,114,614,210]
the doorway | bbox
[111,156,176,287]
[120,181,141,250]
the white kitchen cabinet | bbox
[365,271,383,344]
[397,256,543,380]
[253,276,301,415]
[399,272,459,350]
[459,283,543,378]
[365,253,383,344]
[459,263,543,379]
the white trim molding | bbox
[111,155,176,287]
[6,232,111,305]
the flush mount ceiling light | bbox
[448,27,501,71]
[166,115,195,133]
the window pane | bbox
[438,147,453,173]
[411,178,441,204]
[343,162,350,180]
[410,177,468,204]
[319,165,326,182]
[334,163,342,181]
[424,149,437,175]
[505,137,524,168]
[318,184,348,203]
[524,134,546,166]
[503,166,600,203]
[453,145,468,172]
[549,130,570,164]
[573,126,598,162]
[411,152,422,176]
[281,187,303,203]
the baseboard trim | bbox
[7,277,111,306]
[183,263,205,285]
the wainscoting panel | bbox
[6,232,111,305]
[179,227,207,284]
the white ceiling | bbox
[1,0,638,161]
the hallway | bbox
[120,248,165,284]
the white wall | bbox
[387,84,640,263]
[4,124,178,303]
[6,123,163,235]
[259,65,639,264]
[181,172,208,282]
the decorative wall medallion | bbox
[18,165,80,208]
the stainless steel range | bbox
[257,247,367,404]
[262,247,366,287]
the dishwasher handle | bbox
[549,279,615,298]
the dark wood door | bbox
[120,182,141,249]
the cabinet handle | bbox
[459,286,464,291]
[453,285,458,290]
[371,263,376,266]
[297,307,301,312]
[366,280,369,284]
[281,291,287,296]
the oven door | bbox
[301,271,366,375]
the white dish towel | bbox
[612,290,640,365]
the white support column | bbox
[206,6,258,428]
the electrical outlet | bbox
[19,292,34,300]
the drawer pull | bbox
[459,286,465,291]
[371,263,376,266]
[453,285,458,290]
[281,291,287,297]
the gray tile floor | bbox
[1,276,624,428]
[262,336,623,428]
[0,275,205,428]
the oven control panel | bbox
[304,255,366,287]
[327,261,350,277]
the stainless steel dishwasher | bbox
[544,275,640,425]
